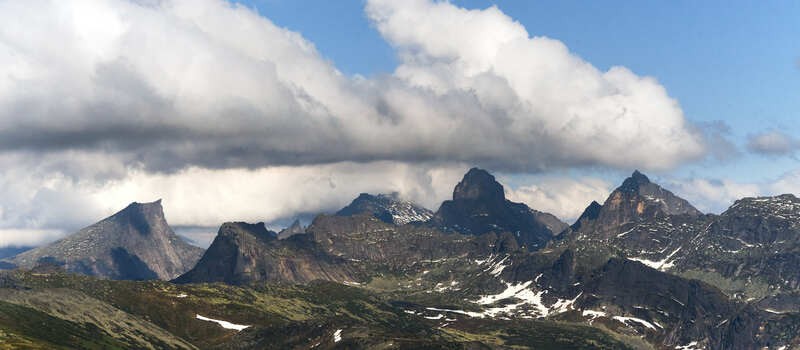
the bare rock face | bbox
[8,200,204,280]
[174,221,359,285]
[571,170,701,238]
[431,168,567,250]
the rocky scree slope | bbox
[8,200,204,280]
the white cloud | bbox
[0,0,704,173]
[0,229,65,247]
[666,170,800,214]
[366,0,706,171]
[747,130,799,156]
[505,177,612,222]
[668,178,761,214]
[0,0,710,246]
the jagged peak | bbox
[112,199,167,236]
[618,170,651,192]
[570,201,603,230]
[219,221,275,239]
[121,199,163,211]
[452,167,505,202]
[580,201,603,219]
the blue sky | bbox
[240,0,800,183]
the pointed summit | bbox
[452,168,505,202]
[571,171,701,237]
[9,200,204,280]
[570,201,603,231]
[431,168,566,250]
[278,219,305,239]
[619,170,651,192]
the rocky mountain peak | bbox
[114,200,166,236]
[278,219,305,239]
[336,192,433,225]
[570,201,603,231]
[569,171,701,238]
[452,167,505,202]
[432,168,565,250]
[619,170,651,192]
[7,200,204,280]
[220,222,275,240]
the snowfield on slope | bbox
[195,314,250,331]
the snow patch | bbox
[629,247,681,271]
[472,281,581,318]
[582,310,606,324]
[612,316,660,330]
[674,341,703,350]
[483,255,510,277]
[195,314,250,331]
[333,329,342,343]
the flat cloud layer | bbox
[0,0,710,246]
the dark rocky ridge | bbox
[175,221,359,285]
[176,214,520,285]
[430,167,567,249]
[7,200,204,280]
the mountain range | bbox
[1,168,800,349]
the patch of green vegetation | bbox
[679,268,772,299]
[0,270,637,349]
[0,300,128,349]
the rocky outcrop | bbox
[569,170,701,238]
[174,221,358,285]
[176,214,519,285]
[430,168,566,250]
[8,200,204,280]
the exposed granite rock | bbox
[8,200,204,280]
[568,170,701,239]
[174,221,359,285]
[430,168,566,250]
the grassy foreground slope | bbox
[0,270,631,349]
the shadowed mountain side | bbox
[8,200,204,280]
[430,168,567,250]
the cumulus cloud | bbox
[668,178,761,214]
[0,0,705,174]
[0,0,711,245]
[667,170,800,214]
[366,0,706,170]
[746,130,799,156]
[505,177,612,222]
